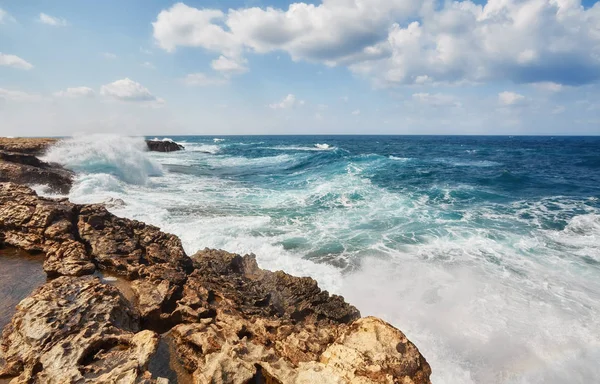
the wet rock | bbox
[0,151,73,194]
[0,276,159,383]
[146,140,184,152]
[0,183,432,384]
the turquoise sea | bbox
[43,135,600,384]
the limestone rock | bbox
[0,138,58,155]
[0,183,432,384]
[0,151,73,194]
[0,276,159,383]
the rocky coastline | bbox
[0,138,431,383]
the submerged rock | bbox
[146,140,184,152]
[0,183,432,383]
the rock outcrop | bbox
[0,182,431,383]
[0,138,58,156]
[146,140,184,152]
[0,138,72,194]
[0,151,73,194]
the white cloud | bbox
[532,82,564,92]
[269,94,304,109]
[100,78,162,104]
[54,87,95,98]
[498,91,526,106]
[0,53,33,70]
[140,47,153,55]
[211,55,248,76]
[351,1,600,87]
[102,52,117,60]
[183,73,228,86]
[0,8,15,23]
[0,88,43,102]
[142,61,156,69]
[341,96,349,103]
[39,12,67,27]
[351,109,361,115]
[152,4,239,54]
[412,92,461,107]
[152,1,600,88]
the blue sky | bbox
[0,0,599,136]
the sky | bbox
[0,0,599,136]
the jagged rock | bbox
[146,140,184,152]
[0,150,73,194]
[0,183,432,384]
[0,138,58,155]
[0,276,159,383]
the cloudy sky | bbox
[1,0,599,136]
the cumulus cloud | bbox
[269,94,304,109]
[412,92,461,107]
[183,73,228,86]
[0,88,43,102]
[100,78,162,104]
[0,53,33,70]
[351,109,361,115]
[54,87,95,98]
[211,55,248,76]
[351,0,600,86]
[498,91,526,106]
[152,1,600,87]
[39,13,67,27]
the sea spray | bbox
[43,134,163,185]
[54,135,600,384]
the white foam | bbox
[58,141,600,384]
[43,134,163,185]
[265,144,336,151]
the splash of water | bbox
[42,134,162,185]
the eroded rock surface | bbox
[0,183,432,383]
[0,275,158,383]
[0,151,73,194]
[0,138,58,156]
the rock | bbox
[0,138,58,155]
[0,276,159,383]
[0,183,432,383]
[0,150,73,194]
[146,140,184,152]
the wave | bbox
[265,144,337,151]
[213,138,225,143]
[149,137,176,143]
[42,134,163,185]
[184,143,221,154]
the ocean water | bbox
[42,134,600,384]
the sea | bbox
[41,134,600,384]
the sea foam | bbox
[43,134,163,185]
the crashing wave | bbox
[42,134,163,185]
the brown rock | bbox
[0,138,58,155]
[0,151,73,194]
[0,276,159,383]
[0,183,432,384]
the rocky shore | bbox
[0,138,431,383]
